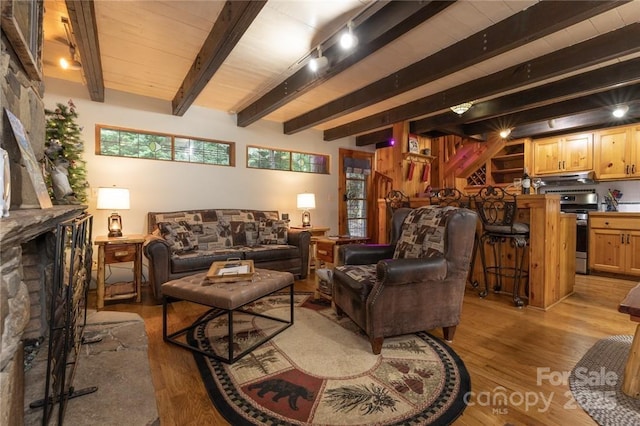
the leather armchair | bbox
[332,205,478,354]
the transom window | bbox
[96,125,234,166]
[247,146,329,174]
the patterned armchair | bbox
[332,205,478,354]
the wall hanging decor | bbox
[407,161,415,180]
[5,109,53,209]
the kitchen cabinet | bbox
[589,213,640,276]
[533,133,592,175]
[594,126,640,180]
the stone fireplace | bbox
[1,29,86,424]
[0,207,85,424]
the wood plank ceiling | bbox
[41,0,640,144]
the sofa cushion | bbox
[393,206,455,259]
[243,245,299,262]
[152,210,280,251]
[333,264,377,302]
[259,220,288,244]
[170,248,246,274]
[156,221,199,254]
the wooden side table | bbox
[95,234,145,309]
[314,236,370,299]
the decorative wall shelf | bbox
[403,152,436,162]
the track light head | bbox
[309,46,329,72]
[340,21,358,49]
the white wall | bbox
[44,77,371,239]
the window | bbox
[247,146,329,174]
[96,125,234,166]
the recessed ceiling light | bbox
[612,105,629,118]
[499,129,512,139]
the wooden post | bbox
[623,324,640,398]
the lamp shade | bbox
[97,187,130,210]
[297,193,316,210]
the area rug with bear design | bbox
[187,293,470,425]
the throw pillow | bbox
[393,206,454,259]
[157,221,199,253]
[230,221,259,246]
[259,220,288,245]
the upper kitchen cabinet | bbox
[532,133,592,175]
[594,125,640,180]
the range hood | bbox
[539,171,596,186]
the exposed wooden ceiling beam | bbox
[172,1,266,116]
[411,57,640,134]
[324,23,640,141]
[236,1,454,128]
[463,84,640,136]
[65,0,104,102]
[355,128,392,147]
[510,105,640,139]
[284,1,626,135]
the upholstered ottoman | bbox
[162,269,294,363]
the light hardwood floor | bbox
[92,273,638,425]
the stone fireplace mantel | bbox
[0,205,87,246]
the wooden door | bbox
[595,128,631,179]
[626,231,640,276]
[533,138,561,175]
[589,228,625,273]
[338,149,375,239]
[563,133,592,172]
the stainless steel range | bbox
[543,188,598,274]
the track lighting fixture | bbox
[60,17,82,71]
[309,46,329,72]
[340,21,358,49]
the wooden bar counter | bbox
[377,194,576,310]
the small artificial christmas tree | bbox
[44,99,88,204]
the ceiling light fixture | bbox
[60,17,82,71]
[450,102,473,115]
[308,46,329,72]
[612,104,629,118]
[499,128,512,139]
[340,21,358,49]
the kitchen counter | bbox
[377,194,576,310]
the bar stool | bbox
[474,186,529,307]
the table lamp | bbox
[97,187,130,237]
[297,193,316,227]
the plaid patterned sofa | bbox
[143,209,311,302]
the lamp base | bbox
[107,212,123,238]
[108,229,123,238]
[301,210,311,227]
